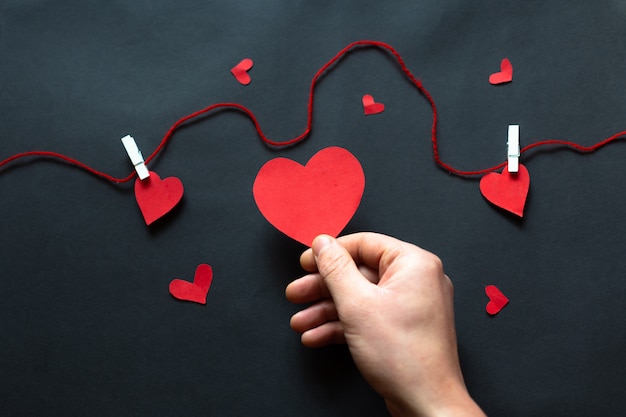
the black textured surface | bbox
[1,1,625,416]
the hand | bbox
[286,233,485,417]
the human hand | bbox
[286,233,485,417]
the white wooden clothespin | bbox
[121,135,150,180]
[507,125,520,173]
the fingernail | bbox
[312,235,333,256]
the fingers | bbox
[300,321,346,348]
[300,249,318,272]
[286,265,379,304]
[286,273,331,304]
[286,235,378,303]
[308,233,429,302]
[289,299,338,333]
[290,232,444,350]
[302,232,436,276]
[286,263,379,349]
[309,235,371,302]
[289,299,345,348]
[300,232,393,271]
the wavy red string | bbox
[0,40,624,182]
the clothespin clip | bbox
[121,135,150,180]
[507,125,520,173]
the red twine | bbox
[0,40,624,182]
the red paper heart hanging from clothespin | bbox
[253,146,365,247]
[134,172,184,225]
[121,135,184,225]
[479,125,529,217]
[480,164,530,217]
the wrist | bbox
[426,392,486,417]
[385,383,486,417]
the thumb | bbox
[312,235,368,300]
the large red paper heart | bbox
[231,58,254,85]
[479,164,530,217]
[362,94,385,115]
[485,285,509,315]
[169,264,213,304]
[253,146,365,247]
[134,171,184,225]
[489,58,513,85]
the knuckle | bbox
[404,245,443,273]
[404,247,448,284]
[423,253,444,275]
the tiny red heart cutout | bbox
[231,58,254,85]
[362,94,385,115]
[253,146,365,247]
[169,264,213,304]
[485,285,509,315]
[134,171,184,225]
[489,58,513,85]
[479,164,530,217]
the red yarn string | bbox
[0,151,128,183]
[0,40,624,182]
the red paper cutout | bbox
[485,285,509,315]
[362,94,385,115]
[134,171,184,225]
[231,58,254,85]
[253,146,365,247]
[169,264,213,304]
[489,58,513,85]
[479,164,530,217]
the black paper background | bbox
[1,1,625,416]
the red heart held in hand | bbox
[479,164,530,217]
[489,58,513,85]
[134,171,184,225]
[169,264,213,304]
[253,146,365,247]
[231,58,254,85]
[485,285,509,315]
[362,94,385,115]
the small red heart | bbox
[253,146,365,247]
[134,171,184,225]
[231,58,254,85]
[169,264,213,304]
[489,58,513,85]
[485,285,509,315]
[479,164,530,217]
[362,94,385,115]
